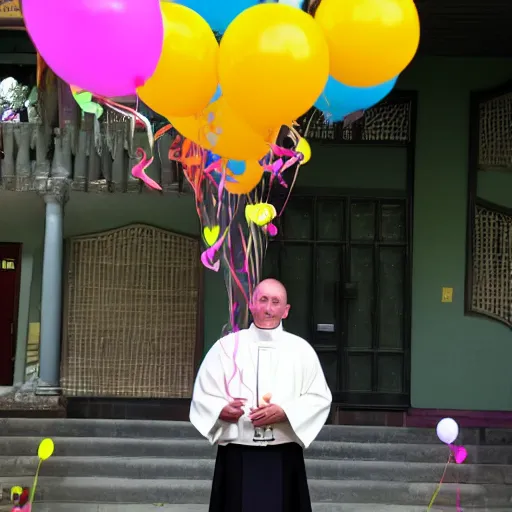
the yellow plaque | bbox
[441,287,453,303]
[0,0,22,19]
[1,258,15,270]
[28,322,40,344]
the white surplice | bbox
[190,323,332,449]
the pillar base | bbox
[0,385,66,417]
[35,385,62,396]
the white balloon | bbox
[436,417,459,444]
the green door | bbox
[264,195,410,408]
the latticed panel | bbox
[478,92,512,170]
[296,98,412,145]
[471,205,512,328]
[61,224,200,398]
[361,101,411,143]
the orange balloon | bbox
[137,3,219,117]
[315,0,420,87]
[169,97,271,161]
[218,4,329,131]
[225,161,264,195]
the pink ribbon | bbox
[131,149,161,191]
[200,230,228,272]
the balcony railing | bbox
[0,114,189,194]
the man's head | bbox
[249,278,290,330]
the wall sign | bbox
[1,258,16,270]
[0,0,22,19]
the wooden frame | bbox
[269,90,418,410]
[465,80,512,328]
[60,222,204,398]
[0,242,22,386]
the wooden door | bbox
[0,243,21,386]
[264,195,410,408]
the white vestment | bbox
[190,323,332,449]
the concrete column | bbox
[13,249,34,386]
[36,194,65,395]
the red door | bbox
[0,243,21,386]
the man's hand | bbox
[219,399,245,423]
[249,404,287,427]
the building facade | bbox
[0,6,511,425]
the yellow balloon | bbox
[225,161,264,195]
[218,4,329,131]
[38,438,55,461]
[170,98,271,161]
[296,137,311,164]
[245,203,277,226]
[315,0,420,87]
[137,3,219,118]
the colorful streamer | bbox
[70,86,161,191]
[166,122,303,333]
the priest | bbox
[190,278,332,512]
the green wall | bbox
[401,57,512,410]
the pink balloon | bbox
[23,0,164,98]
[449,444,468,464]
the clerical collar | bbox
[249,322,283,342]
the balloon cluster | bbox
[22,0,419,332]
[428,418,467,512]
[22,0,420,194]
[436,417,467,463]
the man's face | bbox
[249,281,290,329]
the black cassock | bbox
[209,442,312,512]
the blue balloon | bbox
[205,151,221,168]
[175,0,259,34]
[314,76,398,122]
[227,160,246,175]
[206,151,237,184]
[210,85,222,104]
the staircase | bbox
[1,418,512,511]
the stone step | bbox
[1,456,511,484]
[1,477,511,506]
[10,505,512,512]
[1,437,510,464]
[2,418,505,445]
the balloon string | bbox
[303,111,317,138]
[29,459,43,504]
[278,163,300,217]
[426,454,452,511]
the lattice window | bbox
[61,224,200,398]
[471,205,512,327]
[478,92,512,170]
[362,100,411,143]
[297,95,413,145]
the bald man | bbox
[190,279,332,512]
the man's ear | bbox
[282,304,291,320]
